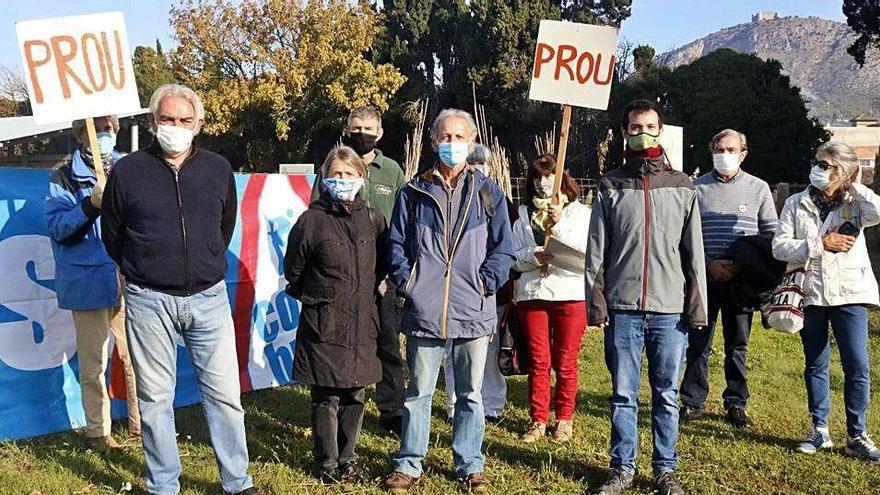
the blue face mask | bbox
[438,142,470,167]
[321,177,364,202]
[96,131,116,157]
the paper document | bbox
[544,236,586,275]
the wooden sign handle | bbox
[540,104,572,276]
[84,117,107,187]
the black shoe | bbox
[591,467,634,495]
[726,406,753,429]
[380,415,403,437]
[312,467,339,485]
[679,405,704,422]
[337,462,364,484]
[485,415,503,425]
[654,471,685,495]
[226,488,258,495]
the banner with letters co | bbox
[0,168,313,441]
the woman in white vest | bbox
[512,154,591,443]
[772,141,880,461]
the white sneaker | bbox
[845,432,880,461]
[796,427,833,453]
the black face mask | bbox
[342,132,379,156]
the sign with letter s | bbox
[529,20,619,110]
[16,11,140,125]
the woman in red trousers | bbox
[512,154,590,443]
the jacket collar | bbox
[623,152,668,176]
[145,140,200,169]
[311,193,366,215]
[70,147,122,184]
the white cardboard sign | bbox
[529,20,619,110]
[16,12,140,125]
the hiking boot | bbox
[458,472,491,493]
[552,420,573,442]
[726,406,753,429]
[795,427,833,454]
[312,467,339,485]
[384,471,417,493]
[679,405,704,422]
[485,415,503,425]
[85,435,124,453]
[845,432,880,462]
[380,415,403,437]
[592,467,634,495]
[654,471,685,495]
[226,488,259,495]
[520,422,547,443]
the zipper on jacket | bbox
[172,169,191,295]
[641,172,650,311]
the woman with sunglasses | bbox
[772,141,880,461]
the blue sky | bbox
[0,0,847,73]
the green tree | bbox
[374,0,632,175]
[844,0,880,67]
[132,43,176,108]
[632,45,656,75]
[170,0,405,170]
[662,49,829,183]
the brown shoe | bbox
[86,435,124,452]
[520,422,546,443]
[552,419,573,442]
[459,472,491,493]
[384,471,417,493]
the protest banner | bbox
[16,11,140,184]
[0,169,314,441]
[529,20,619,255]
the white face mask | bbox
[809,165,833,191]
[535,174,555,198]
[712,152,741,176]
[156,124,194,156]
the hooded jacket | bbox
[387,167,515,340]
[284,195,385,388]
[584,153,708,327]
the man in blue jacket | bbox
[383,109,514,494]
[45,115,140,451]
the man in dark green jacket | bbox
[311,107,407,435]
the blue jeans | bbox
[604,311,688,475]
[125,281,253,495]
[800,304,870,438]
[393,335,489,478]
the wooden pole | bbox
[84,117,107,187]
[540,105,572,276]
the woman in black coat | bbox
[284,146,386,484]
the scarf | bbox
[624,146,663,161]
[808,185,843,223]
[531,193,569,233]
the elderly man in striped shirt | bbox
[679,128,778,429]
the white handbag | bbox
[763,267,806,334]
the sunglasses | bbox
[814,160,839,171]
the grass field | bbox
[2,310,880,495]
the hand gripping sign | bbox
[16,11,140,185]
[528,20,619,268]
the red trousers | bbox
[518,300,587,423]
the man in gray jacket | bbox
[586,99,708,495]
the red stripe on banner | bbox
[233,174,267,393]
[287,174,314,206]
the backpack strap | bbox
[479,182,495,219]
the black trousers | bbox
[310,385,366,471]
[376,284,406,419]
[680,282,753,410]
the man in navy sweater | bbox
[101,84,256,495]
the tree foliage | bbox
[615,48,829,183]
[170,0,405,170]
[843,0,880,67]
[374,0,632,175]
[132,43,176,108]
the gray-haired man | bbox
[101,84,256,495]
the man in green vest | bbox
[311,106,407,435]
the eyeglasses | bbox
[814,160,839,171]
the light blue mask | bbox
[438,142,470,167]
[96,131,116,157]
[322,177,364,202]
